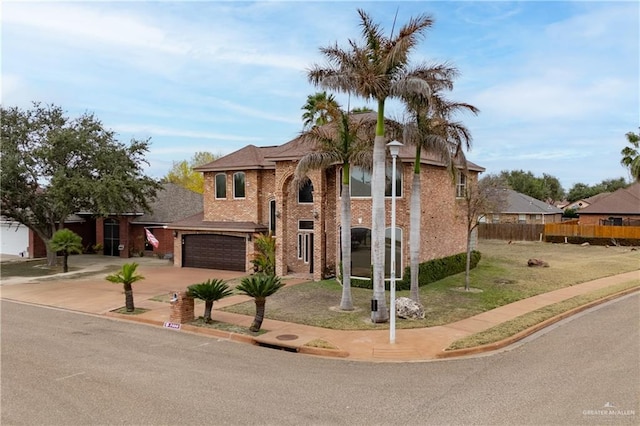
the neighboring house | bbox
[4,183,201,260]
[562,192,611,212]
[481,189,564,224]
[25,214,96,259]
[1,216,30,257]
[171,127,484,281]
[96,183,203,258]
[578,183,640,226]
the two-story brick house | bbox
[169,128,484,281]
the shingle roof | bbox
[194,144,280,172]
[502,189,564,214]
[579,183,640,214]
[167,212,268,233]
[132,183,203,225]
[196,112,484,172]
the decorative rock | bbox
[395,297,425,320]
[527,258,549,267]
[581,242,590,247]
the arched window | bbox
[346,226,402,279]
[233,172,245,199]
[350,165,402,198]
[215,173,226,199]
[384,227,402,279]
[298,180,313,203]
[349,227,371,278]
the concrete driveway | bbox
[0,255,248,315]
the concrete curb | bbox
[106,310,351,358]
[298,346,350,358]
[436,286,640,359]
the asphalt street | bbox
[1,294,638,425]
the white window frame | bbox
[233,172,245,199]
[518,214,526,223]
[215,173,227,199]
[349,165,402,198]
[456,171,467,198]
[297,233,311,264]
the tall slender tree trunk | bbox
[204,300,214,323]
[124,283,135,312]
[409,170,421,302]
[339,176,354,310]
[371,100,389,323]
[251,298,266,332]
[465,229,473,291]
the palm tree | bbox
[105,262,144,312]
[187,279,233,323]
[301,92,340,129]
[236,274,284,332]
[49,228,83,272]
[251,232,276,276]
[294,108,383,310]
[308,8,451,322]
[402,88,479,302]
[621,129,640,182]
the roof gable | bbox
[579,183,640,214]
[195,145,280,172]
[503,189,564,214]
[132,183,203,224]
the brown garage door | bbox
[182,234,246,271]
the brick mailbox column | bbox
[169,291,194,324]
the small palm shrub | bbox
[236,274,284,332]
[49,229,83,272]
[105,263,144,312]
[187,279,233,323]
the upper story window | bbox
[215,173,227,199]
[298,180,314,203]
[456,171,467,198]
[233,172,245,199]
[350,165,402,198]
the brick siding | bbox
[194,159,478,280]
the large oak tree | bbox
[1,103,161,265]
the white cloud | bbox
[112,124,263,142]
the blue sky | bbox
[2,1,638,192]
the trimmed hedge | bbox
[351,250,481,290]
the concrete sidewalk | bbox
[1,255,638,362]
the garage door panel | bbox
[183,234,246,271]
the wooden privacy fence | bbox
[478,224,544,241]
[544,223,640,240]
[478,223,640,242]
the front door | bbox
[103,219,120,257]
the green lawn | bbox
[221,240,640,330]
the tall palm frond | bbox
[308,8,438,323]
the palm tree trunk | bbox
[251,298,266,332]
[62,252,69,273]
[204,300,213,323]
[124,283,135,312]
[409,170,421,302]
[339,177,354,310]
[371,100,389,323]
